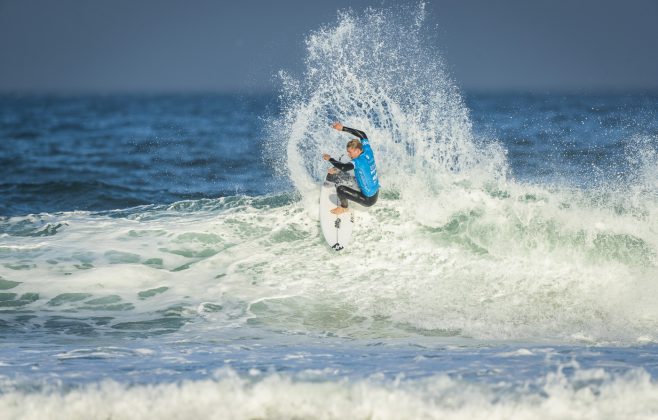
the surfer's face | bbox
[346,147,361,159]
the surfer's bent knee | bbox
[336,185,378,208]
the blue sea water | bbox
[2,7,658,420]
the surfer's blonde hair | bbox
[346,139,362,150]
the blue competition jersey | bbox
[352,137,379,197]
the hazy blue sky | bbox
[1,0,657,93]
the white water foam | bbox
[1,187,657,344]
[1,367,657,420]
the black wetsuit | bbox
[328,126,379,209]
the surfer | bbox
[323,122,380,215]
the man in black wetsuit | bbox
[322,122,380,214]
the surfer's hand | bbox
[322,154,331,161]
[331,122,343,131]
[328,168,337,175]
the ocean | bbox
[1,7,658,420]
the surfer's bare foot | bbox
[331,207,349,215]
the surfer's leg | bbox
[336,185,355,208]
[336,186,379,209]
[362,190,378,207]
[333,186,370,215]
[336,185,378,207]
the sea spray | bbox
[269,5,507,220]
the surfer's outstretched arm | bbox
[342,126,367,140]
[332,122,367,140]
[322,152,354,171]
[329,158,354,172]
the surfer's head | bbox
[346,139,362,159]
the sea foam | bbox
[2,367,657,420]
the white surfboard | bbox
[319,173,354,251]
